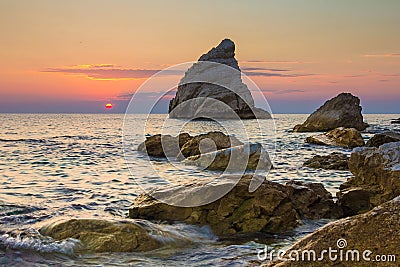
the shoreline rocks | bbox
[168,39,270,119]
[391,118,400,124]
[303,152,349,171]
[338,141,400,216]
[269,196,400,266]
[129,175,342,237]
[294,93,368,132]
[305,127,364,148]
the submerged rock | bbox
[270,196,400,266]
[294,93,368,132]
[129,175,342,237]
[338,142,400,216]
[137,133,192,158]
[366,131,400,147]
[39,219,163,252]
[185,143,272,171]
[303,152,349,170]
[391,118,400,124]
[168,39,270,119]
[305,127,364,148]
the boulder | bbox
[391,118,400,124]
[39,219,163,252]
[179,131,242,159]
[185,143,272,171]
[366,131,400,147]
[168,39,270,119]
[137,133,192,158]
[338,142,400,215]
[305,127,364,148]
[129,175,342,237]
[303,152,349,170]
[294,93,368,132]
[269,197,400,266]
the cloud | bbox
[243,71,314,77]
[261,89,305,94]
[42,65,184,80]
[241,67,290,72]
[363,53,400,58]
[239,60,315,64]
[116,91,176,100]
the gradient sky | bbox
[0,0,399,113]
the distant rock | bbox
[270,196,400,266]
[366,131,400,147]
[391,118,400,124]
[168,39,270,119]
[338,142,400,216]
[39,219,163,252]
[306,127,365,148]
[129,175,342,237]
[294,93,368,132]
[303,152,349,170]
[137,133,192,158]
[185,143,272,171]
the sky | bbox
[0,0,399,114]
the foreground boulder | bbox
[269,197,400,266]
[366,131,400,147]
[137,133,192,157]
[129,175,342,237]
[294,93,368,132]
[39,219,163,252]
[168,39,270,119]
[185,143,272,171]
[338,142,400,216]
[306,127,364,148]
[303,152,349,171]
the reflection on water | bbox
[0,113,399,266]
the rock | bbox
[338,142,400,215]
[305,127,365,148]
[39,219,163,252]
[269,196,400,266]
[137,133,192,158]
[303,152,349,170]
[391,118,400,124]
[129,175,342,237]
[293,93,368,132]
[185,143,272,171]
[337,188,371,216]
[179,131,242,159]
[366,131,400,147]
[168,39,271,119]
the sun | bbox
[105,103,113,109]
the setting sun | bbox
[105,103,113,109]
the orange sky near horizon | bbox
[0,0,399,113]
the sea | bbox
[0,114,399,266]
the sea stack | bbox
[294,93,368,132]
[168,39,270,119]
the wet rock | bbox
[305,127,364,148]
[39,219,162,252]
[168,39,270,119]
[391,118,400,124]
[129,175,342,237]
[270,196,400,266]
[294,93,368,132]
[366,131,400,147]
[185,143,272,171]
[137,133,192,157]
[179,131,242,159]
[338,142,400,214]
[303,152,349,170]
